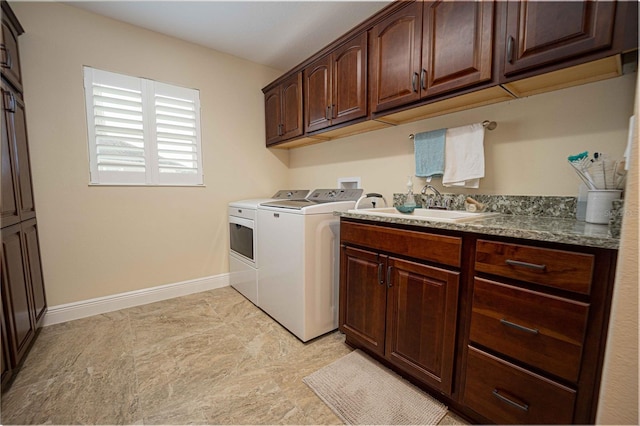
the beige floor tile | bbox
[1,286,468,425]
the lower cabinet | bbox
[339,218,618,424]
[1,218,47,387]
[339,222,460,395]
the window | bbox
[83,66,203,186]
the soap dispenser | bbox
[403,176,417,208]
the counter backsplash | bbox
[393,193,624,235]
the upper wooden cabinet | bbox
[503,0,616,77]
[0,6,23,93]
[304,32,368,133]
[264,73,303,146]
[370,0,495,113]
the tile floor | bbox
[1,286,467,425]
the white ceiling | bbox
[67,1,392,71]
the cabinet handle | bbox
[507,36,515,64]
[331,104,336,119]
[273,213,279,218]
[326,105,331,119]
[505,259,546,271]
[492,389,529,412]
[6,92,16,113]
[278,123,283,136]
[412,72,419,92]
[421,69,426,91]
[386,266,392,288]
[500,318,539,335]
[378,263,384,285]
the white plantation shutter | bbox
[83,67,203,185]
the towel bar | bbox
[409,120,497,139]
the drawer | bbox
[228,206,256,221]
[463,347,576,424]
[340,221,462,268]
[475,240,594,294]
[469,278,589,382]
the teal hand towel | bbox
[414,129,446,178]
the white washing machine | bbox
[228,190,309,305]
[257,188,363,341]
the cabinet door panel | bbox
[280,73,303,140]
[422,0,494,97]
[12,93,35,220]
[22,219,46,325]
[332,32,367,125]
[371,1,422,113]
[1,224,35,366]
[385,257,459,394]
[340,246,387,356]
[304,55,331,133]
[1,294,12,388]
[1,17,23,92]
[264,86,281,146]
[504,0,616,76]
[1,85,19,227]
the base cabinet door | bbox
[1,296,12,387]
[385,257,459,394]
[1,223,35,366]
[339,237,459,396]
[339,246,387,357]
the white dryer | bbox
[228,190,309,305]
[257,188,363,341]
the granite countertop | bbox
[338,192,622,250]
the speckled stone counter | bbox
[339,194,621,250]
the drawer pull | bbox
[505,259,546,271]
[492,389,529,412]
[500,318,539,335]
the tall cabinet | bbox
[1,0,47,391]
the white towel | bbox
[442,123,485,188]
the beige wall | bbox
[9,1,639,422]
[12,2,287,306]
[289,73,636,197]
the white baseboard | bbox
[43,273,230,326]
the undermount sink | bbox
[348,207,499,223]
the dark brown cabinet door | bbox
[339,246,387,357]
[1,84,19,228]
[1,81,35,225]
[22,219,46,326]
[385,257,459,395]
[421,0,494,97]
[264,86,281,145]
[504,0,616,76]
[264,73,303,146]
[331,32,367,126]
[1,295,12,387]
[1,223,36,366]
[304,55,332,133]
[370,1,423,113]
[1,14,23,93]
[305,32,368,133]
[280,73,303,141]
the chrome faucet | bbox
[420,185,449,210]
[421,184,441,197]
